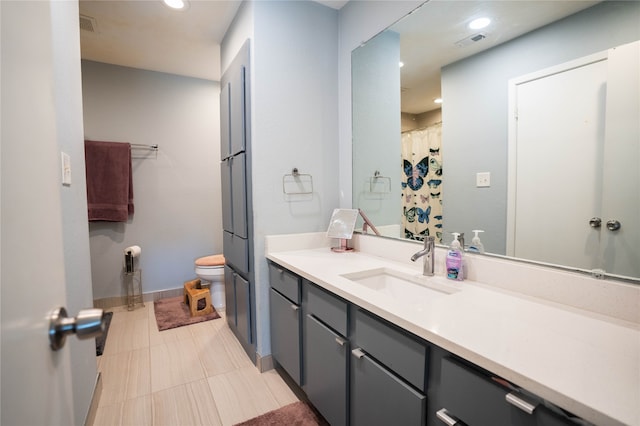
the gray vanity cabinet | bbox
[439,357,575,426]
[351,308,428,426]
[234,273,252,345]
[303,283,349,426]
[351,351,426,426]
[220,39,255,360]
[224,267,252,345]
[269,263,302,385]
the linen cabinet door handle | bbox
[335,337,347,346]
[436,408,463,426]
[505,392,537,414]
[351,348,365,359]
[290,304,299,312]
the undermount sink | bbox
[341,267,460,303]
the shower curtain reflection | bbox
[401,123,443,242]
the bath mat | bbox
[153,296,220,331]
[234,401,328,426]
[95,311,113,356]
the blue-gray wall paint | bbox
[222,0,339,358]
[441,1,640,254]
[352,30,402,228]
[82,61,222,300]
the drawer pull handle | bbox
[335,337,346,346]
[436,408,461,426]
[291,305,299,312]
[506,392,537,415]
[351,348,365,359]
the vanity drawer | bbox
[305,281,348,336]
[268,263,301,304]
[439,357,569,426]
[354,308,428,392]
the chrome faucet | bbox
[411,236,435,276]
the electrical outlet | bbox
[476,172,490,188]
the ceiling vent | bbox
[455,33,487,48]
[79,14,98,33]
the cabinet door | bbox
[223,231,248,275]
[220,81,231,160]
[235,274,252,345]
[269,289,301,385]
[224,265,235,328]
[351,348,426,426]
[220,158,232,233]
[231,153,248,239]
[229,63,246,156]
[305,315,348,426]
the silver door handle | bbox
[436,408,462,425]
[335,337,347,346]
[291,304,300,312]
[606,220,621,231]
[351,348,365,359]
[49,307,106,351]
[506,392,537,414]
[589,217,601,228]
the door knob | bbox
[588,217,602,228]
[49,307,106,351]
[606,220,621,231]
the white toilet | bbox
[194,254,225,309]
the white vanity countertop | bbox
[266,245,640,426]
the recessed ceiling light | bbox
[469,17,491,30]
[434,98,443,104]
[399,61,405,68]
[163,0,188,10]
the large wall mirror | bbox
[352,1,640,282]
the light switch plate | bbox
[61,152,71,185]
[476,172,490,187]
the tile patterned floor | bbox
[94,304,298,426]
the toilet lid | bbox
[195,254,225,267]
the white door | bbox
[508,53,608,271]
[1,1,94,424]
[508,41,640,278]
[600,41,640,278]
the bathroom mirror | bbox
[352,1,640,281]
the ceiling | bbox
[389,1,600,114]
[79,0,598,113]
[79,0,348,81]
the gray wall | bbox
[81,61,221,300]
[352,30,401,228]
[338,1,424,209]
[222,0,339,358]
[441,1,640,254]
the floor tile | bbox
[207,366,280,425]
[122,395,152,426]
[150,337,205,392]
[96,302,298,426]
[99,348,151,405]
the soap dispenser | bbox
[468,230,485,254]
[445,233,464,281]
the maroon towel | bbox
[84,140,134,222]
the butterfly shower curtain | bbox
[401,123,443,242]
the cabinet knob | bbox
[606,219,621,231]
